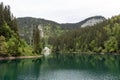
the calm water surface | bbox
[0,54,120,80]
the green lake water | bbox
[0,54,120,80]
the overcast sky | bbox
[0,0,120,23]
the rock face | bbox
[42,47,51,56]
[81,18,104,27]
[17,16,106,45]
[17,17,63,45]
[60,16,106,29]
[38,25,44,38]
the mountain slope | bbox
[17,16,106,45]
[49,15,120,53]
[17,17,63,45]
[61,16,106,29]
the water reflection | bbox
[0,54,120,80]
[0,58,42,80]
[47,54,120,71]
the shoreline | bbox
[0,55,43,61]
[60,51,120,55]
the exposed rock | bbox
[81,18,104,27]
[17,16,106,45]
[38,25,44,38]
[42,47,51,56]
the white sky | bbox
[0,0,120,23]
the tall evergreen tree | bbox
[0,2,4,31]
[33,25,42,54]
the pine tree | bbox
[33,25,42,54]
[0,2,4,31]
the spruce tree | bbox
[33,25,42,54]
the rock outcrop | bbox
[42,47,51,56]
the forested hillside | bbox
[17,16,105,46]
[0,3,43,56]
[49,15,120,54]
[1,2,120,56]
[17,17,64,45]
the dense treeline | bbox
[0,2,18,39]
[0,3,42,56]
[48,15,120,54]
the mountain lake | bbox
[0,54,120,80]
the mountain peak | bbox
[80,16,106,27]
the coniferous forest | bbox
[48,16,120,54]
[1,1,120,80]
[1,2,120,57]
[0,3,43,57]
